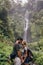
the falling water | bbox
[23,10,29,42]
[9,0,37,42]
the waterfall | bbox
[8,0,32,42]
[23,10,29,42]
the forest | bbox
[0,0,43,65]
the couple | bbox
[9,37,33,65]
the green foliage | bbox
[33,51,43,65]
[0,1,43,65]
[28,38,43,65]
[0,0,24,42]
[0,8,14,42]
[30,9,43,41]
[36,56,43,65]
[0,42,13,65]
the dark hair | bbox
[16,37,23,41]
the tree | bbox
[30,9,43,41]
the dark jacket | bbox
[10,43,22,61]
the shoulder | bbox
[14,57,21,63]
[15,57,20,60]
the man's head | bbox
[16,37,23,44]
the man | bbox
[9,37,23,62]
[14,47,22,65]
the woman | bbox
[21,40,33,65]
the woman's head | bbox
[22,40,27,48]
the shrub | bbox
[35,56,43,65]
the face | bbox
[22,43,25,48]
[19,40,23,44]
[17,40,23,45]
[16,40,22,44]
[16,40,19,44]
[22,41,26,48]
